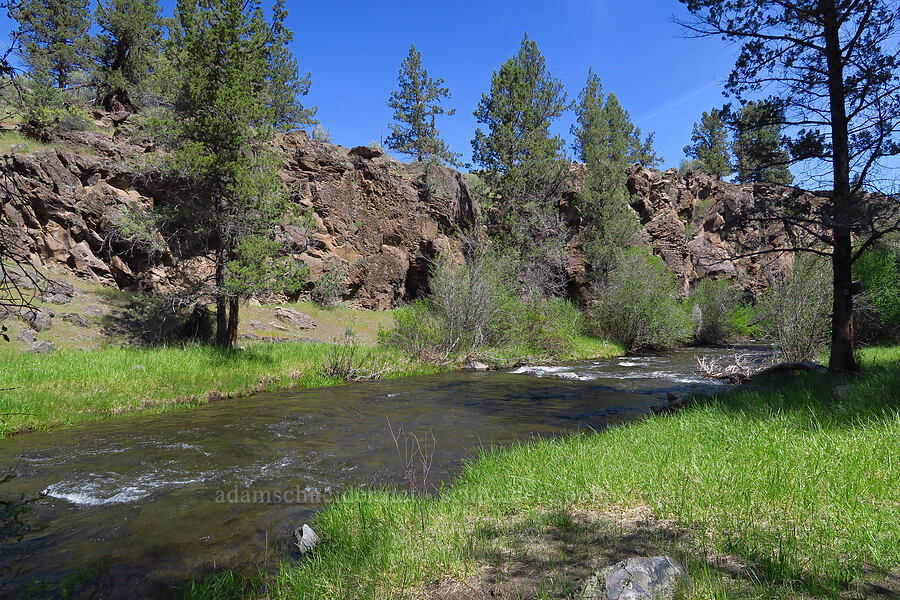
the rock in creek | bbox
[580,556,690,600]
[293,523,320,556]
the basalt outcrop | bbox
[1,118,820,307]
[1,126,476,309]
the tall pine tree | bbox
[684,107,732,179]
[94,0,163,110]
[386,44,458,165]
[472,34,571,295]
[12,0,92,90]
[571,70,640,280]
[731,100,793,184]
[166,0,313,348]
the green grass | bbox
[0,341,442,436]
[0,130,51,154]
[571,334,624,360]
[211,345,900,600]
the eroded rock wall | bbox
[1,124,819,307]
[1,129,476,309]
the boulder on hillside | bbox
[274,307,316,330]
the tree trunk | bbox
[215,244,229,348]
[226,296,239,348]
[822,0,858,372]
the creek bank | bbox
[250,346,899,600]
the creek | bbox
[0,346,772,598]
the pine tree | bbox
[94,0,163,110]
[571,71,640,280]
[166,0,313,348]
[472,34,570,202]
[386,44,458,164]
[12,0,92,90]
[731,100,793,184]
[679,0,900,371]
[471,34,571,296]
[684,107,732,179]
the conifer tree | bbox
[731,100,793,184]
[472,34,570,202]
[684,107,732,179]
[386,44,458,165]
[679,0,900,372]
[571,71,641,280]
[94,0,163,110]
[12,0,93,91]
[166,0,313,348]
[471,34,571,296]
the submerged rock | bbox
[580,555,689,600]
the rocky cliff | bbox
[1,128,476,309]
[1,121,821,307]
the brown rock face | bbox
[619,166,821,296]
[1,126,819,307]
[277,132,476,308]
[1,130,477,309]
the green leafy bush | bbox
[854,242,900,341]
[588,247,692,351]
[759,255,831,362]
[688,278,745,344]
[312,264,348,306]
[385,247,585,361]
[516,295,581,356]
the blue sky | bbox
[278,0,740,170]
[1,1,743,169]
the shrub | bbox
[384,301,449,362]
[588,247,692,351]
[688,278,744,344]
[311,125,332,143]
[311,264,347,306]
[384,246,585,361]
[114,295,212,345]
[759,255,831,362]
[854,241,900,341]
[516,295,581,356]
[323,328,387,381]
[425,250,517,351]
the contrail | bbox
[637,78,723,124]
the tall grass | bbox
[265,346,900,599]
[0,342,440,436]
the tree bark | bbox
[226,296,239,348]
[215,244,228,348]
[822,0,858,372]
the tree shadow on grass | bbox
[430,506,897,600]
[688,356,900,430]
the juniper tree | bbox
[94,0,163,111]
[166,0,314,348]
[731,100,793,184]
[679,0,900,371]
[386,44,458,165]
[11,0,92,90]
[684,107,732,179]
[571,70,640,280]
[472,34,571,295]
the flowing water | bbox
[0,346,771,598]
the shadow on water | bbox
[0,346,771,598]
